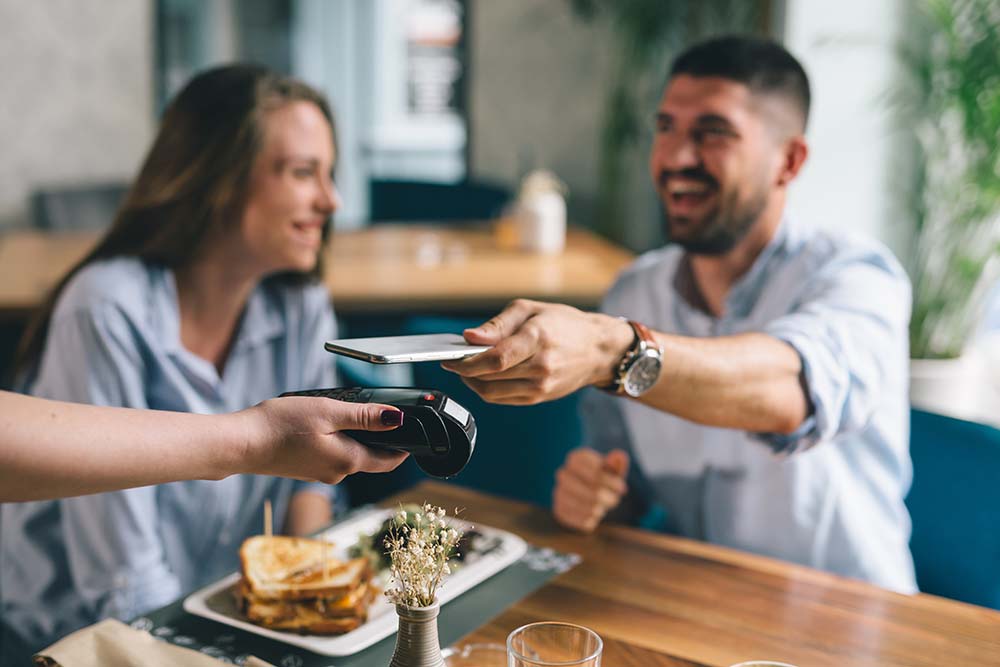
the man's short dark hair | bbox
[670,35,811,131]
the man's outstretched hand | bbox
[441,299,633,405]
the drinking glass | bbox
[729,662,799,667]
[507,622,603,667]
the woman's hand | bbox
[239,396,408,484]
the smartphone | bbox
[324,333,490,364]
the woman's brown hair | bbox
[13,64,337,378]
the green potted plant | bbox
[897,0,1000,417]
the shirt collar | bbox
[671,217,793,319]
[154,267,286,356]
[725,217,792,317]
[232,280,286,351]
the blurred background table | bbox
[0,230,98,322]
[0,224,633,320]
[404,482,1000,667]
[326,224,633,314]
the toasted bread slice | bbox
[245,557,370,601]
[262,610,365,635]
[240,535,370,601]
[237,579,377,622]
[240,535,335,581]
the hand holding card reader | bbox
[279,387,476,478]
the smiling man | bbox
[444,36,916,592]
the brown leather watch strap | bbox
[599,319,656,394]
[629,320,656,347]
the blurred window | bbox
[154,0,468,225]
[156,0,293,111]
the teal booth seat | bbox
[906,408,1000,609]
[369,179,511,223]
[343,316,583,508]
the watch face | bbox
[624,352,662,397]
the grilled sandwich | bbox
[235,535,376,634]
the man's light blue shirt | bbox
[1,258,339,656]
[583,219,917,593]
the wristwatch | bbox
[609,320,663,397]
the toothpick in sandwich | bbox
[263,499,272,538]
[324,537,331,581]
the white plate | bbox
[182,507,527,656]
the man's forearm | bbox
[590,321,808,433]
[637,331,808,433]
[448,302,810,430]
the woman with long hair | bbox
[1,64,359,660]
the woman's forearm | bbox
[0,391,408,503]
[0,391,244,501]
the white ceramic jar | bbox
[514,170,567,254]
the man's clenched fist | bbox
[552,447,629,532]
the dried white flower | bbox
[383,503,465,607]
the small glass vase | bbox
[389,599,445,667]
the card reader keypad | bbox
[290,387,368,403]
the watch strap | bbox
[629,320,656,348]
[603,319,657,395]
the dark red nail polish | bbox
[380,409,403,426]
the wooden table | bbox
[325,224,633,313]
[0,225,634,320]
[392,482,1000,667]
[0,231,97,321]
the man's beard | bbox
[660,173,768,256]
